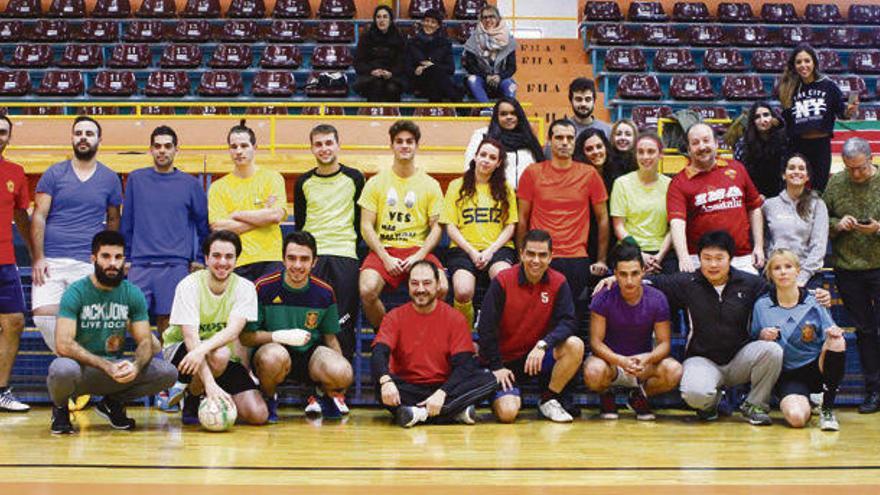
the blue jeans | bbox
[466,75,516,102]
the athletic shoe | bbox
[68,394,90,411]
[50,404,74,434]
[599,391,618,420]
[0,388,30,412]
[304,395,322,416]
[454,405,477,425]
[696,406,719,421]
[181,393,201,425]
[265,394,278,424]
[538,399,574,423]
[858,392,880,414]
[819,407,839,431]
[739,401,772,426]
[166,382,187,409]
[319,395,342,419]
[560,393,581,419]
[331,393,350,415]
[95,398,136,430]
[154,391,179,413]
[395,406,428,428]
[627,387,656,421]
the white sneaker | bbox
[454,405,477,425]
[396,406,428,428]
[819,407,840,431]
[0,388,30,412]
[331,393,350,415]
[539,399,573,423]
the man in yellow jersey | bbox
[358,120,448,328]
[208,120,288,282]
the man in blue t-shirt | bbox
[584,241,682,421]
[31,116,123,357]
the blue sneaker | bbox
[266,394,278,424]
[319,394,342,419]
[181,393,201,426]
[155,391,179,413]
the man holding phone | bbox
[823,137,880,414]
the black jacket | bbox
[649,268,769,365]
[462,49,516,80]
[354,25,406,80]
[405,30,455,79]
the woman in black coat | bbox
[354,5,407,102]
[406,9,460,102]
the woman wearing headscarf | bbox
[406,9,460,103]
[354,5,407,102]
[462,4,517,103]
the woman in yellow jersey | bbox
[441,138,518,327]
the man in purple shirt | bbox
[31,116,123,357]
[583,240,682,420]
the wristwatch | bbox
[536,340,548,352]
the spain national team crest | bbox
[724,168,738,180]
[105,334,124,353]
[5,180,13,193]
[304,311,319,330]
[801,323,817,343]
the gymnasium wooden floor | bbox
[2,406,879,494]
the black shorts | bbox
[251,344,320,386]
[776,358,823,399]
[445,247,517,277]
[168,343,258,396]
[312,255,359,359]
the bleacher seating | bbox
[318,0,355,19]
[75,20,118,42]
[585,1,623,22]
[717,2,755,23]
[631,105,673,131]
[704,48,746,72]
[731,26,774,47]
[780,26,825,46]
[91,0,131,18]
[36,71,84,96]
[805,4,844,25]
[227,0,266,18]
[9,44,52,68]
[88,71,138,96]
[47,0,86,18]
[851,52,880,75]
[454,0,486,20]
[181,0,221,18]
[628,2,668,22]
[453,21,476,43]
[160,44,203,69]
[259,45,302,69]
[751,49,787,72]
[413,106,458,117]
[29,19,70,42]
[0,20,23,42]
[75,105,119,115]
[669,75,715,100]
[0,71,31,96]
[856,106,879,121]
[109,43,152,69]
[267,20,307,42]
[198,71,244,97]
[605,48,647,72]
[831,75,870,100]
[642,25,679,45]
[617,74,662,99]
[672,2,711,22]
[591,24,637,45]
[722,74,768,100]
[311,45,353,70]
[357,106,402,116]
[59,45,103,69]
[252,71,296,97]
[246,105,289,114]
[145,71,190,96]
[187,105,230,114]
[410,0,445,19]
[827,27,871,48]
[136,0,177,18]
[208,44,253,69]
[141,105,176,114]
[760,3,799,24]
[316,20,355,43]
[691,105,731,136]
[172,19,213,42]
[272,0,311,18]
[653,48,696,72]
[686,25,727,46]
[1,0,41,17]
[849,5,880,25]
[817,50,845,73]
[219,20,259,42]
[123,20,165,42]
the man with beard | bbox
[47,231,177,434]
[667,123,765,274]
[0,115,33,412]
[372,260,496,427]
[121,126,210,411]
[31,116,123,361]
[543,78,611,158]
[162,230,268,425]
[293,124,364,363]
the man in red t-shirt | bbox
[0,115,33,412]
[516,119,609,320]
[371,261,496,427]
[667,123,764,274]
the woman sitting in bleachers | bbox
[462,4,517,105]
[353,5,407,102]
[462,98,542,188]
[406,9,460,103]
[734,101,789,199]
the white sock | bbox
[33,316,57,355]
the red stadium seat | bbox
[686,25,726,46]
[159,44,203,69]
[751,49,787,73]
[123,20,165,42]
[88,71,138,96]
[760,3,799,23]
[628,2,668,22]
[59,44,103,68]
[136,0,177,18]
[816,50,844,73]
[642,25,679,46]
[182,0,221,18]
[272,0,311,18]
[454,0,485,20]
[76,106,119,116]
[75,20,118,42]
[208,44,253,69]
[850,52,880,75]
[145,71,190,96]
[453,21,476,43]
[311,45,353,70]
[0,21,23,42]
[672,2,711,22]
[267,20,307,42]
[91,0,130,18]
[357,106,401,116]
[141,105,176,115]
[704,48,746,72]
[246,106,289,115]
[47,0,85,18]
[731,26,774,47]
[1,0,41,17]
[228,0,266,18]
[36,71,84,96]
[9,44,52,68]
[219,20,258,42]
[856,106,879,121]
[409,0,445,19]
[831,75,870,101]
[301,106,344,115]
[109,43,152,69]
[849,5,880,25]
[584,1,622,21]
[630,105,673,131]
[604,48,647,72]
[718,3,755,23]
[722,75,767,100]
[827,27,871,48]
[804,4,843,24]
[187,105,231,115]
[29,19,70,42]
[197,71,244,96]
[260,45,302,69]
[315,21,354,43]
[303,71,349,97]
[317,0,355,19]
[0,71,31,96]
[171,20,213,42]
[252,71,296,97]
[653,48,696,72]
[780,26,825,47]
[591,24,638,45]
[413,106,458,117]
[617,74,663,100]
[690,105,730,137]
[670,75,715,100]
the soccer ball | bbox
[198,396,237,432]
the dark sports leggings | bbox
[380,369,498,422]
[791,135,832,192]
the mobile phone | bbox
[849,91,859,105]
[858,218,872,225]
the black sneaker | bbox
[182,393,201,425]
[51,404,74,434]
[627,387,656,421]
[858,392,880,414]
[599,391,618,420]
[95,398,136,430]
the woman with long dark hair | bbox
[463,97,542,188]
[353,5,407,102]
[734,101,790,198]
[441,138,518,327]
[778,44,858,191]
[762,153,829,288]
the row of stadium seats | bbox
[585,1,880,25]
[590,23,880,48]
[603,48,880,75]
[1,0,487,20]
[2,104,460,115]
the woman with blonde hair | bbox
[462,5,517,103]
